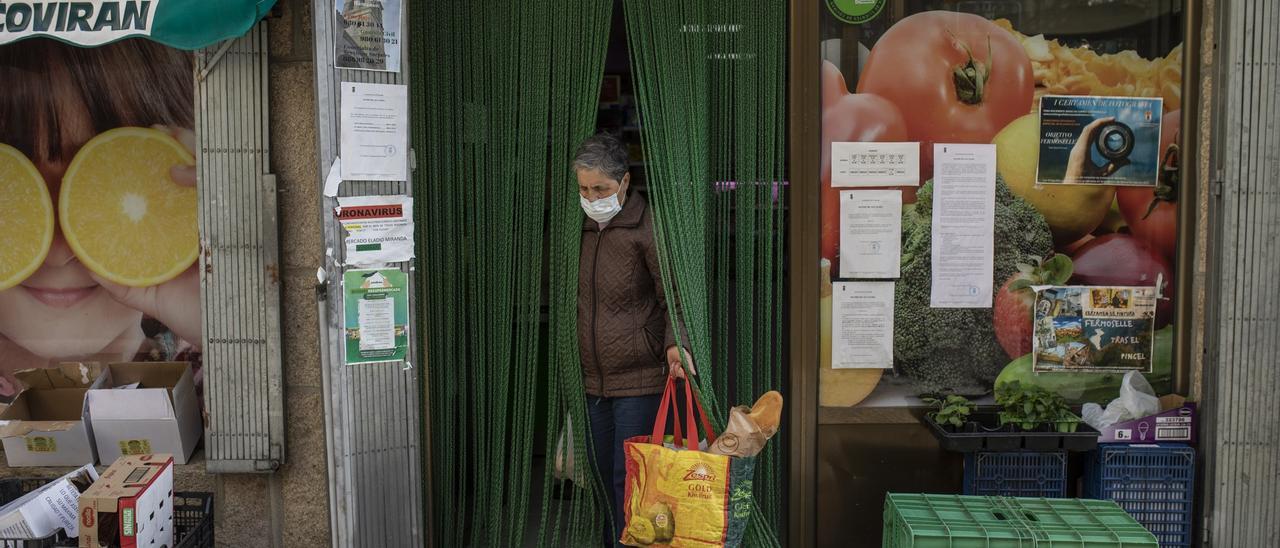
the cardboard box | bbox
[0,464,97,540]
[87,363,202,465]
[78,454,174,548]
[1097,400,1198,444]
[0,363,105,467]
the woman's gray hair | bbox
[572,133,630,182]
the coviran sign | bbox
[0,1,159,45]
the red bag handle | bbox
[687,380,717,445]
[650,377,717,450]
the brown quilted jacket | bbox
[579,192,682,398]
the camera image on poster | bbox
[1036,95,1163,186]
[1032,286,1156,373]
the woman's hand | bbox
[666,346,696,379]
[92,125,202,348]
[1064,117,1115,184]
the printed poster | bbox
[1032,286,1157,373]
[839,190,901,279]
[335,0,403,72]
[831,282,894,369]
[335,195,414,266]
[0,39,204,406]
[1036,95,1163,186]
[343,269,409,364]
[930,144,996,308]
[830,142,920,187]
[340,82,409,181]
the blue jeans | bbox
[587,394,662,548]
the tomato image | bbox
[819,60,909,269]
[821,60,849,110]
[857,11,1034,179]
[1117,110,1180,262]
[820,92,909,267]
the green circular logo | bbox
[826,0,886,25]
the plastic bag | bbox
[1120,370,1160,418]
[662,437,709,452]
[1080,402,1105,429]
[1081,371,1160,430]
[553,414,580,482]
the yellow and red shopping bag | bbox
[620,378,754,547]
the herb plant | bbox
[923,394,976,429]
[994,380,1077,431]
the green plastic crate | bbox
[884,494,1036,548]
[883,494,1159,548]
[998,498,1161,547]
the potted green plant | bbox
[923,382,1098,452]
[995,381,1080,433]
[922,395,976,432]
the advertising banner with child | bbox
[0,37,200,403]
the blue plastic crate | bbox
[1084,443,1195,547]
[962,450,1067,498]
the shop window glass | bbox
[817,1,1185,408]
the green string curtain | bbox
[412,0,786,545]
[410,1,613,546]
[623,0,787,545]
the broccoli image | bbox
[894,176,1053,395]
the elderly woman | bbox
[574,133,692,547]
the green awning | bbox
[0,0,277,50]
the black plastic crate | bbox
[926,412,1100,453]
[171,493,214,548]
[0,478,212,547]
[962,450,1068,498]
[1084,444,1195,547]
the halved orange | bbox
[59,127,198,287]
[0,144,55,290]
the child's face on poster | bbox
[0,107,144,361]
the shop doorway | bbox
[408,0,788,545]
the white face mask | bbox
[581,191,624,223]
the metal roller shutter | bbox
[1205,0,1280,545]
[197,23,287,474]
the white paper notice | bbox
[340,83,409,181]
[335,195,415,266]
[0,464,96,539]
[831,282,895,369]
[323,156,343,197]
[831,142,920,187]
[839,190,901,278]
[930,144,997,308]
[358,297,396,351]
